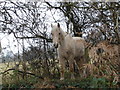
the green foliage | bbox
[2,62,119,89]
[51,76,118,88]
[3,76,39,89]
[89,77,108,88]
[3,81,34,89]
[2,72,119,89]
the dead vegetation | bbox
[85,40,120,85]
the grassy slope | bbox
[0,62,119,88]
[0,63,7,85]
[0,62,17,85]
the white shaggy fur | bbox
[51,23,86,80]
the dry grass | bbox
[0,61,29,85]
[1,41,120,88]
[84,41,120,84]
[0,62,16,85]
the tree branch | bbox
[1,68,44,80]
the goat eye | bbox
[59,33,60,35]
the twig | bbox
[1,68,44,80]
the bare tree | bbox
[46,2,120,44]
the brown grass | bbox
[84,41,120,84]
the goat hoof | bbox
[60,77,64,80]
[71,77,75,80]
[71,74,75,80]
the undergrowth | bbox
[2,75,119,89]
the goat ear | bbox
[57,23,60,28]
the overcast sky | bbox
[0,1,68,57]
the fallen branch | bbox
[0,68,44,80]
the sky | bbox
[0,1,67,58]
[0,0,118,62]
[0,33,22,55]
[0,0,106,57]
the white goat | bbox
[51,23,86,80]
